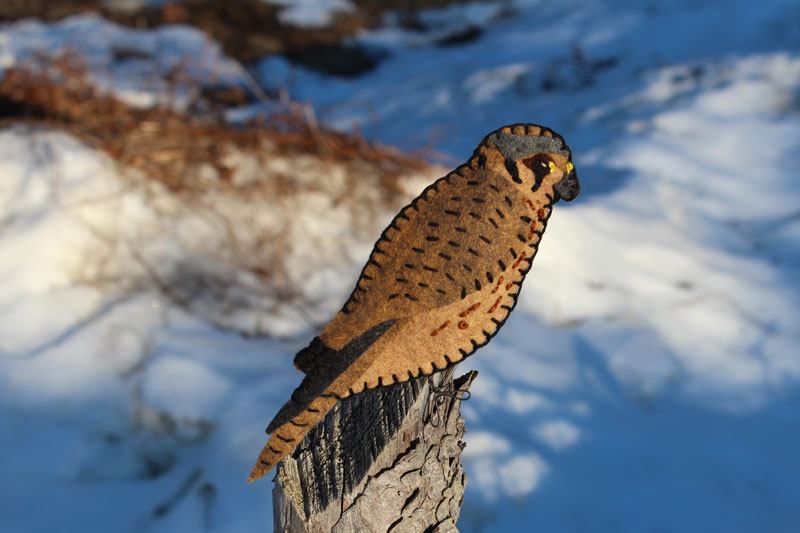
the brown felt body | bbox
[249,123,577,482]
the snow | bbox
[2,0,800,531]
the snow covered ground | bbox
[2,1,800,531]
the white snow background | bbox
[2,0,800,531]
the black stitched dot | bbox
[467,248,479,256]
[445,273,455,281]
[426,236,439,241]
[488,218,499,228]
[472,197,485,204]
[488,183,500,192]
[468,212,481,219]
[451,196,462,201]
[423,265,438,272]
[462,264,472,272]
[479,235,491,244]
[498,259,506,270]
[505,195,513,206]
[517,234,527,242]
[438,252,452,260]
[455,227,467,233]
[520,215,532,223]
[461,287,467,299]
[395,277,408,282]
[467,180,479,185]
[412,247,425,253]
[474,279,481,290]
[510,248,517,258]
[444,354,453,364]
[418,282,429,288]
[404,263,414,269]
[445,209,461,216]
[495,208,505,219]
[388,293,399,300]
[428,221,439,227]
[448,240,460,247]
[363,273,373,280]
[486,271,494,282]
[405,293,418,301]
[436,288,446,295]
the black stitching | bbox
[486,271,494,282]
[388,293,399,300]
[479,235,491,244]
[405,293,418,301]
[488,218,499,228]
[520,215,532,223]
[438,252,452,260]
[448,240,460,247]
[474,279,481,290]
[426,236,439,241]
[418,282,429,288]
[396,277,408,282]
[467,180,479,185]
[495,208,505,219]
[404,263,414,269]
[509,248,517,258]
[411,247,425,253]
[444,354,453,364]
[472,197,485,204]
[488,183,500,192]
[445,209,461,216]
[505,195,513,206]
[462,264,472,272]
[436,288,446,295]
[455,227,467,233]
[423,265,438,272]
[428,221,439,227]
[461,287,467,299]
[468,212,481,219]
[450,196,462,201]
[498,260,506,270]
[445,273,455,281]
[468,248,479,256]
[269,446,281,453]
[517,234,527,243]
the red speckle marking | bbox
[488,296,502,313]
[513,251,527,269]
[538,208,546,220]
[525,198,537,210]
[491,275,504,294]
[459,302,480,317]
[458,321,469,330]
[430,320,451,336]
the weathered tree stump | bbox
[272,368,477,532]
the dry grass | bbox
[0,53,442,336]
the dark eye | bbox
[522,154,552,191]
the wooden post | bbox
[272,368,477,532]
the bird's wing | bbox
[249,160,553,482]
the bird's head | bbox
[478,124,580,203]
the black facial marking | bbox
[505,158,522,183]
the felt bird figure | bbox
[249,123,580,482]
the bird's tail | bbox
[249,321,397,482]
[248,389,338,482]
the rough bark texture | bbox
[273,368,476,533]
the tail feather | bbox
[249,320,398,482]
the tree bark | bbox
[272,368,476,533]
